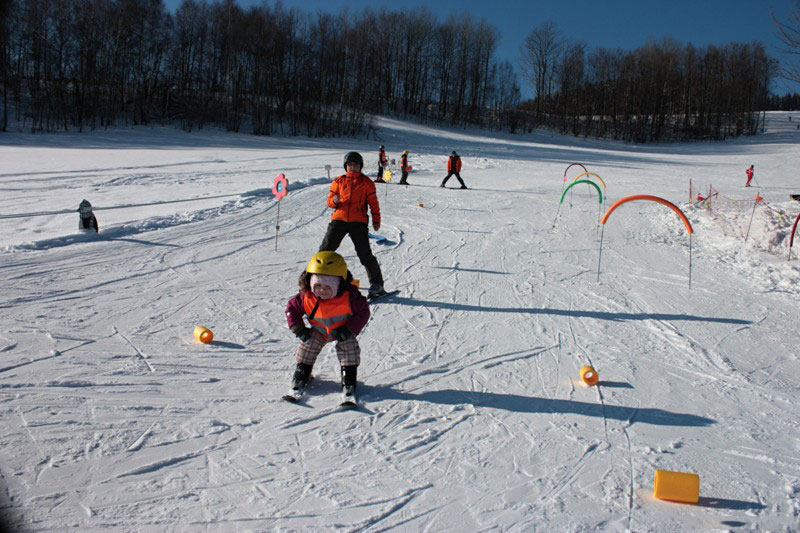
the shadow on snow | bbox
[388,296,751,325]
[372,387,715,427]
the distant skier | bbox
[376,145,387,183]
[77,199,98,233]
[399,150,409,185]
[745,165,754,187]
[284,251,370,405]
[319,151,387,300]
[441,151,467,189]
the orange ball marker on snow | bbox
[580,365,599,386]
[194,326,213,344]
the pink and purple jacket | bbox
[285,284,370,341]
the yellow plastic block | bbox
[654,469,700,504]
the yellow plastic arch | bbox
[573,171,606,189]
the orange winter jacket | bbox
[327,172,381,226]
[447,155,462,173]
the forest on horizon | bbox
[0,0,782,142]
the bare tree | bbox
[773,1,800,85]
[520,20,562,118]
[0,0,15,131]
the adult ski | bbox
[367,289,400,303]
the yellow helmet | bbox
[403,150,408,155]
[306,251,348,278]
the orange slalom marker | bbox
[194,326,214,344]
[580,365,599,386]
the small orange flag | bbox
[755,194,763,203]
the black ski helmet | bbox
[343,151,363,170]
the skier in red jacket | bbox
[441,151,467,189]
[745,165,754,187]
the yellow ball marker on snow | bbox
[194,326,214,344]
[579,365,599,386]
[653,469,700,504]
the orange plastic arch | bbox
[601,195,693,234]
[573,171,606,189]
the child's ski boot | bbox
[340,365,358,409]
[283,362,313,403]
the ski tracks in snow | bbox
[113,326,154,373]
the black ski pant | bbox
[399,169,408,184]
[319,221,383,286]
[377,165,385,181]
[441,171,465,187]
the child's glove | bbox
[332,194,339,205]
[333,326,354,342]
[292,325,313,343]
[373,221,380,231]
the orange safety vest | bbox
[303,291,353,341]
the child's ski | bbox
[340,386,358,409]
[282,375,314,403]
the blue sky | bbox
[162,0,798,94]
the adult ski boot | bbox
[367,283,387,301]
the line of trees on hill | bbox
[767,92,800,110]
[520,22,776,142]
[0,0,520,136]
[0,0,779,142]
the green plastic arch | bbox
[560,179,603,205]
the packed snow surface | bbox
[1,113,799,531]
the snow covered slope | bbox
[1,114,798,531]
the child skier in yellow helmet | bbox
[283,251,370,406]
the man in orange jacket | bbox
[441,150,467,189]
[319,151,386,299]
